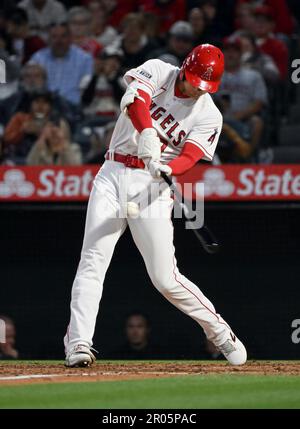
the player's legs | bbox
[128,189,238,349]
[64,162,127,353]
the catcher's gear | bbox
[138,128,161,162]
[180,44,224,93]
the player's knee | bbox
[150,271,176,296]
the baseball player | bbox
[64,44,247,367]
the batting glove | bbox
[138,128,161,162]
[148,160,172,178]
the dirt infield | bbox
[0,361,299,386]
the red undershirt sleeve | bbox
[127,89,152,133]
[167,143,204,176]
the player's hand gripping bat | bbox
[161,172,220,255]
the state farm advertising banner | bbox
[1,164,300,202]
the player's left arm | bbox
[166,143,204,176]
[166,111,223,176]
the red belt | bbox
[105,152,145,169]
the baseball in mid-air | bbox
[127,201,140,218]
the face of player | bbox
[180,79,208,99]
[126,315,149,347]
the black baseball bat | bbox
[161,172,220,254]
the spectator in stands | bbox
[29,23,93,106]
[19,63,47,94]
[142,12,162,46]
[3,91,70,164]
[109,312,164,360]
[139,0,187,35]
[0,48,20,101]
[235,0,295,35]
[0,316,19,360]
[149,21,194,66]
[67,6,103,58]
[81,46,124,120]
[215,96,253,163]
[88,0,118,47]
[27,120,82,165]
[0,64,81,130]
[0,31,20,100]
[98,0,136,30]
[73,121,115,164]
[112,13,159,73]
[219,39,267,157]
[0,64,47,125]
[5,8,46,65]
[197,0,232,39]
[253,6,289,80]
[233,3,257,37]
[18,0,67,40]
[188,7,220,46]
[238,31,280,85]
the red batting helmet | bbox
[179,44,224,93]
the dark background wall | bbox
[0,203,300,360]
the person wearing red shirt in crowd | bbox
[138,0,187,35]
[81,0,137,29]
[253,6,289,80]
[236,0,294,35]
[5,8,46,64]
[68,6,103,58]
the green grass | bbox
[1,375,300,409]
[0,361,300,409]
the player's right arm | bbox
[119,60,173,173]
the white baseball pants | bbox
[64,160,232,353]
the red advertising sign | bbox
[0,164,300,202]
[178,165,300,201]
[0,166,98,201]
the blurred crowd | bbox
[0,0,299,166]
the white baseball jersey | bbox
[108,59,223,162]
[65,62,243,362]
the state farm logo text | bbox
[194,168,300,198]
